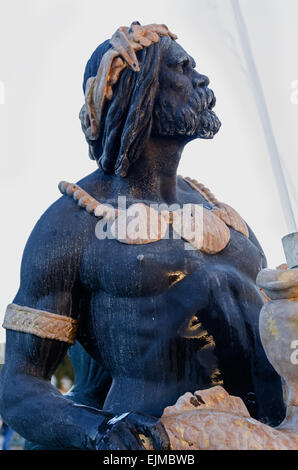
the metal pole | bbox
[231,0,297,233]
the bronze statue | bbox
[0,22,285,450]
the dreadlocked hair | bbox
[85,37,169,177]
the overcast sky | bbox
[0,0,297,342]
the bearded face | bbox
[81,36,221,176]
[152,41,221,140]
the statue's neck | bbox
[99,136,184,204]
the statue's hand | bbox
[95,412,170,450]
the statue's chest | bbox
[60,178,264,298]
[80,236,197,297]
[80,229,262,298]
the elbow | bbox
[0,364,22,427]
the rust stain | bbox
[267,315,280,340]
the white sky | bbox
[0,0,297,342]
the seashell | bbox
[66,183,80,196]
[114,203,168,245]
[201,208,231,254]
[73,189,86,201]
[78,195,94,208]
[59,179,233,254]
[94,204,116,221]
[212,202,249,238]
[179,207,230,254]
[58,181,69,194]
[160,385,298,450]
[86,202,99,214]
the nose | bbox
[193,73,210,88]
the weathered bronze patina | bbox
[0,22,287,450]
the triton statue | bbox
[0,22,286,450]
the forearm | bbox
[0,367,112,449]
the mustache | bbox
[153,87,221,138]
[190,87,216,115]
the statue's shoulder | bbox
[21,172,103,278]
[38,169,103,232]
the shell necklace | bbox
[58,177,248,255]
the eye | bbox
[177,58,190,73]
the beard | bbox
[152,86,221,139]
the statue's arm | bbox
[0,204,168,450]
[0,212,113,448]
[0,324,114,449]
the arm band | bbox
[3,303,78,344]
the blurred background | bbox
[0,0,297,347]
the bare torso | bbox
[70,173,279,420]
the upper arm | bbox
[3,198,88,379]
[14,199,83,315]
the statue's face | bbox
[153,40,221,140]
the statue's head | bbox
[80,22,221,177]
